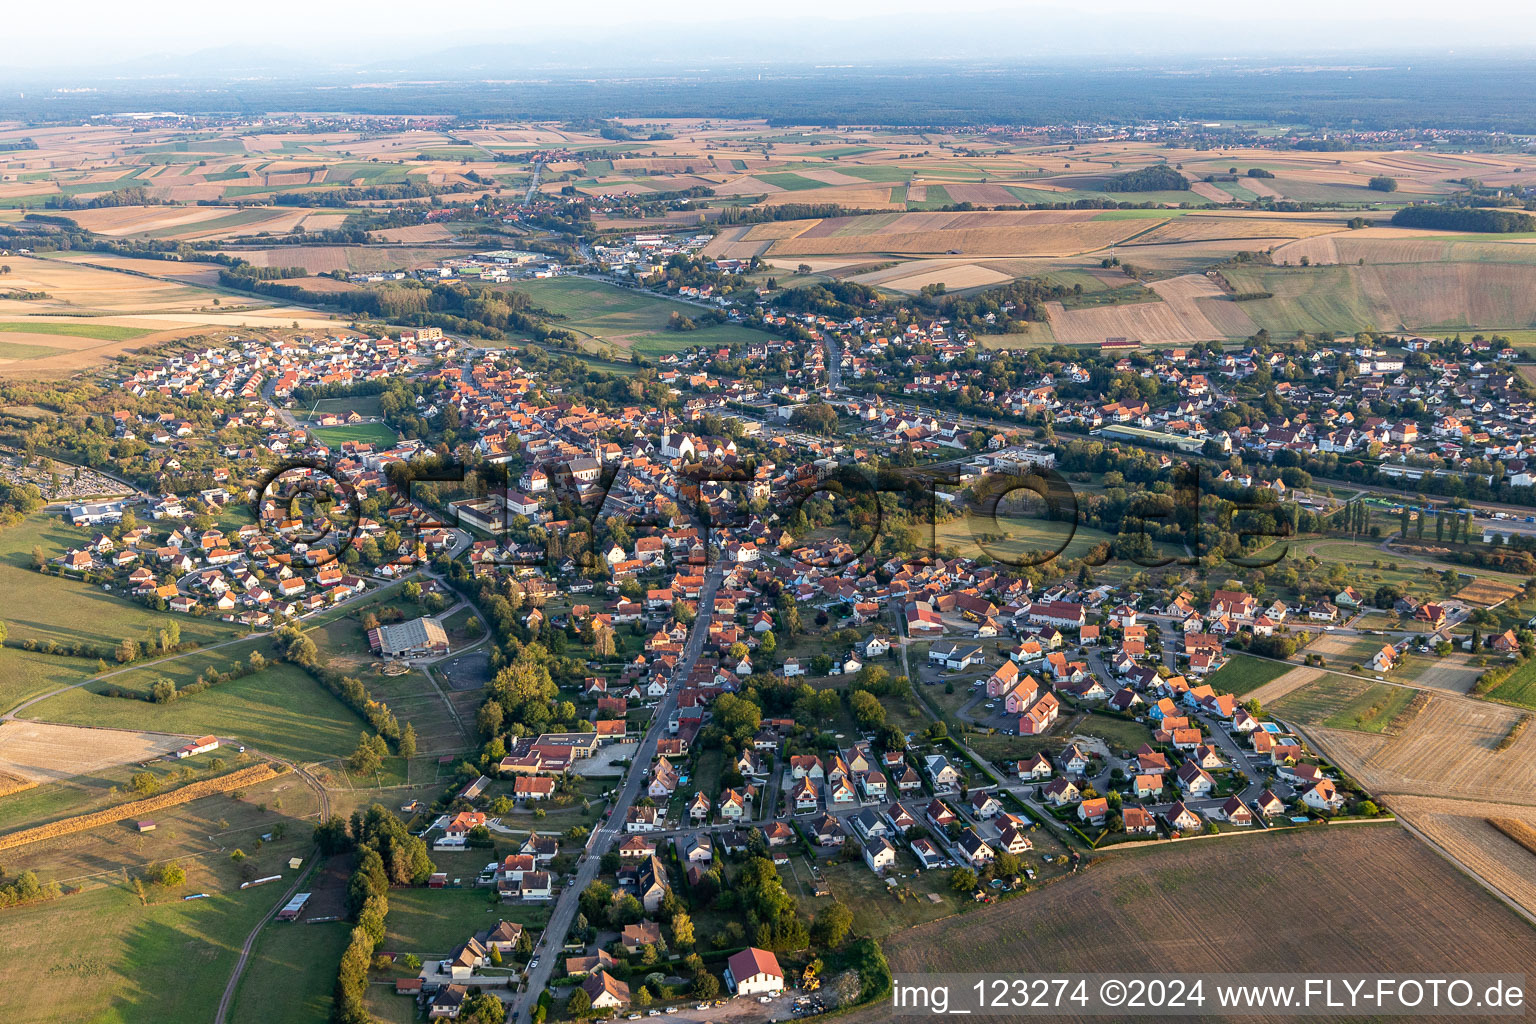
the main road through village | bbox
[514,557,726,1024]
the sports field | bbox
[310,422,399,448]
[514,277,760,356]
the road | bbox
[523,161,544,206]
[513,558,726,1024]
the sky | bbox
[9,0,1536,72]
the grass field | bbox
[1321,683,1418,733]
[851,825,1536,1006]
[21,662,363,763]
[1486,657,1536,709]
[0,321,154,342]
[383,886,550,957]
[309,422,399,448]
[228,918,350,1024]
[0,646,96,716]
[931,513,1117,566]
[1204,652,1291,696]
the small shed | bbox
[135,821,156,833]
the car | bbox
[528,958,539,969]
[666,1010,678,1015]
[628,1016,642,1021]
[697,1005,710,1011]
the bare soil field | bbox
[1390,796,1536,918]
[1307,695,1536,805]
[0,722,185,784]
[1045,272,1253,343]
[856,826,1536,1023]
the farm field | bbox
[1389,796,1536,918]
[1306,694,1536,805]
[856,826,1536,1010]
[1222,261,1536,335]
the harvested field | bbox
[865,261,1013,293]
[1046,272,1254,343]
[859,826,1536,1020]
[0,255,222,314]
[0,769,35,798]
[371,224,453,243]
[0,762,280,852]
[0,722,186,784]
[1126,215,1340,246]
[1187,181,1235,204]
[762,210,1145,257]
[1389,798,1536,918]
[1455,577,1524,607]
[1307,695,1536,805]
[1246,665,1323,707]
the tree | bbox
[398,722,417,758]
[130,771,159,796]
[566,987,591,1017]
[461,991,507,1024]
[347,733,384,776]
[633,987,653,1009]
[812,901,854,947]
[153,861,186,887]
[1368,176,1398,192]
[670,909,695,949]
[949,867,977,892]
[693,972,721,999]
[849,690,885,730]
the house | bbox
[430,984,468,1019]
[1165,801,1201,832]
[924,754,961,791]
[725,947,784,997]
[1059,743,1091,775]
[621,920,663,954]
[1041,778,1080,806]
[1122,806,1156,834]
[1078,798,1109,825]
[957,828,995,867]
[1176,763,1215,797]
[1017,692,1061,735]
[1217,796,1253,825]
[582,970,631,1011]
[863,836,897,873]
[1371,644,1398,673]
[1133,773,1164,799]
[1300,778,1344,812]
[969,791,1003,819]
[1253,789,1286,817]
[1014,753,1052,781]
